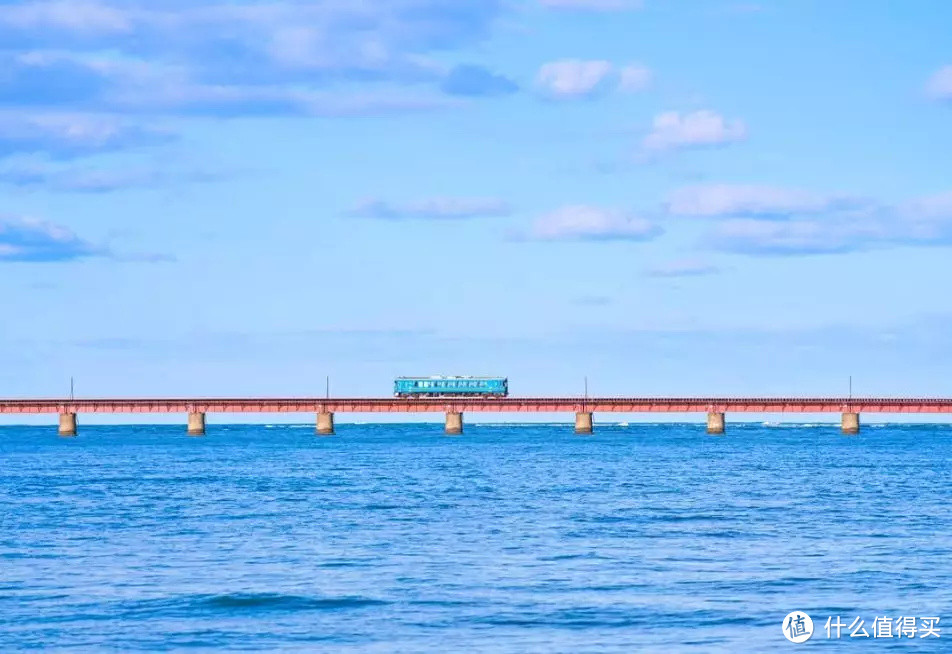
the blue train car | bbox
[394,376,508,398]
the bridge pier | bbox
[187,411,206,436]
[58,412,77,437]
[575,411,593,434]
[707,412,725,435]
[445,411,463,435]
[316,411,335,435]
[842,412,860,435]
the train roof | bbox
[395,376,507,380]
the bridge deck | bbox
[2,397,952,414]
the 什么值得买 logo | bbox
[783,611,813,643]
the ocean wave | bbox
[200,593,388,611]
[110,593,391,618]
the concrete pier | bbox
[58,412,77,437]
[316,411,335,435]
[574,411,593,434]
[707,412,725,435]
[445,411,463,435]
[187,411,206,436]
[842,412,860,435]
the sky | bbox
[2,0,952,424]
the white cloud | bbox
[666,184,855,218]
[529,205,661,241]
[618,63,652,92]
[0,0,131,33]
[0,110,169,156]
[348,197,512,220]
[539,0,643,10]
[643,110,747,151]
[535,60,651,99]
[0,158,223,192]
[536,59,614,98]
[0,213,170,262]
[710,218,878,255]
[906,191,952,219]
[293,90,464,117]
[900,191,952,241]
[0,2,500,76]
[0,1,504,131]
[646,258,722,277]
[2,112,120,145]
[704,189,952,255]
[660,181,952,256]
[927,65,952,100]
[1,46,461,123]
[0,215,105,262]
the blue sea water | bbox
[1,422,951,652]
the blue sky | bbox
[2,0,952,423]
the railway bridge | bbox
[3,397,952,436]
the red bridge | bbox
[3,396,951,436]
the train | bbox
[394,376,508,398]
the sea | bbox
[2,422,950,652]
